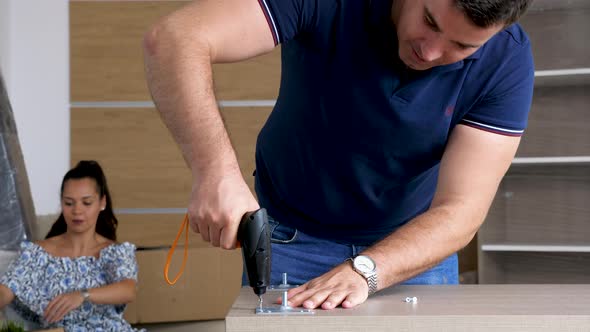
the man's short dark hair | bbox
[455,0,533,27]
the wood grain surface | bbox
[521,8,590,70]
[71,107,271,208]
[518,85,590,157]
[479,251,590,284]
[70,1,280,101]
[227,285,590,331]
[117,213,202,248]
[482,164,590,244]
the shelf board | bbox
[534,68,590,87]
[481,243,590,253]
[535,68,590,77]
[512,156,590,165]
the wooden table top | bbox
[226,284,590,331]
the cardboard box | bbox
[118,215,243,324]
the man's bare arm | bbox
[366,124,520,288]
[286,124,521,309]
[143,0,276,249]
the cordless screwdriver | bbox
[238,208,271,307]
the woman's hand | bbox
[44,291,85,323]
[0,284,15,310]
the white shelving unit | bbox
[477,3,590,284]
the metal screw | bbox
[404,297,418,303]
[282,290,289,308]
[281,273,290,308]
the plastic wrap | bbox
[0,70,37,250]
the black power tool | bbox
[238,208,271,301]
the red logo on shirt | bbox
[445,105,454,117]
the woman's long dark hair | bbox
[45,160,118,241]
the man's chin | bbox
[402,59,432,71]
[399,53,432,71]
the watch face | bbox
[354,255,375,273]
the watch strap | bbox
[348,256,378,296]
[81,289,90,302]
[366,273,378,295]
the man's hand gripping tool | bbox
[164,208,271,308]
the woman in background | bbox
[0,160,143,331]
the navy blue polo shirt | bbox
[254,0,534,245]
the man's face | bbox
[392,0,504,70]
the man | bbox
[143,0,534,309]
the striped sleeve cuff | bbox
[460,119,524,137]
[257,0,280,45]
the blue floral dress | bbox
[0,241,145,332]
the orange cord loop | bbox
[164,214,189,285]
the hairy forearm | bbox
[364,201,484,289]
[143,15,240,179]
[87,279,136,305]
[363,126,517,290]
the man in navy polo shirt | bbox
[144,0,534,309]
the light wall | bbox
[0,1,10,77]
[0,0,69,215]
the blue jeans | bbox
[242,217,458,286]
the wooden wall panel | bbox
[117,213,201,248]
[501,166,590,244]
[480,252,590,284]
[212,54,281,100]
[521,8,590,70]
[70,1,184,101]
[518,85,590,157]
[71,107,271,208]
[116,213,259,249]
[70,107,190,207]
[481,164,590,244]
[70,1,281,102]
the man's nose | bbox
[419,39,444,62]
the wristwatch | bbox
[349,255,378,295]
[81,289,90,303]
